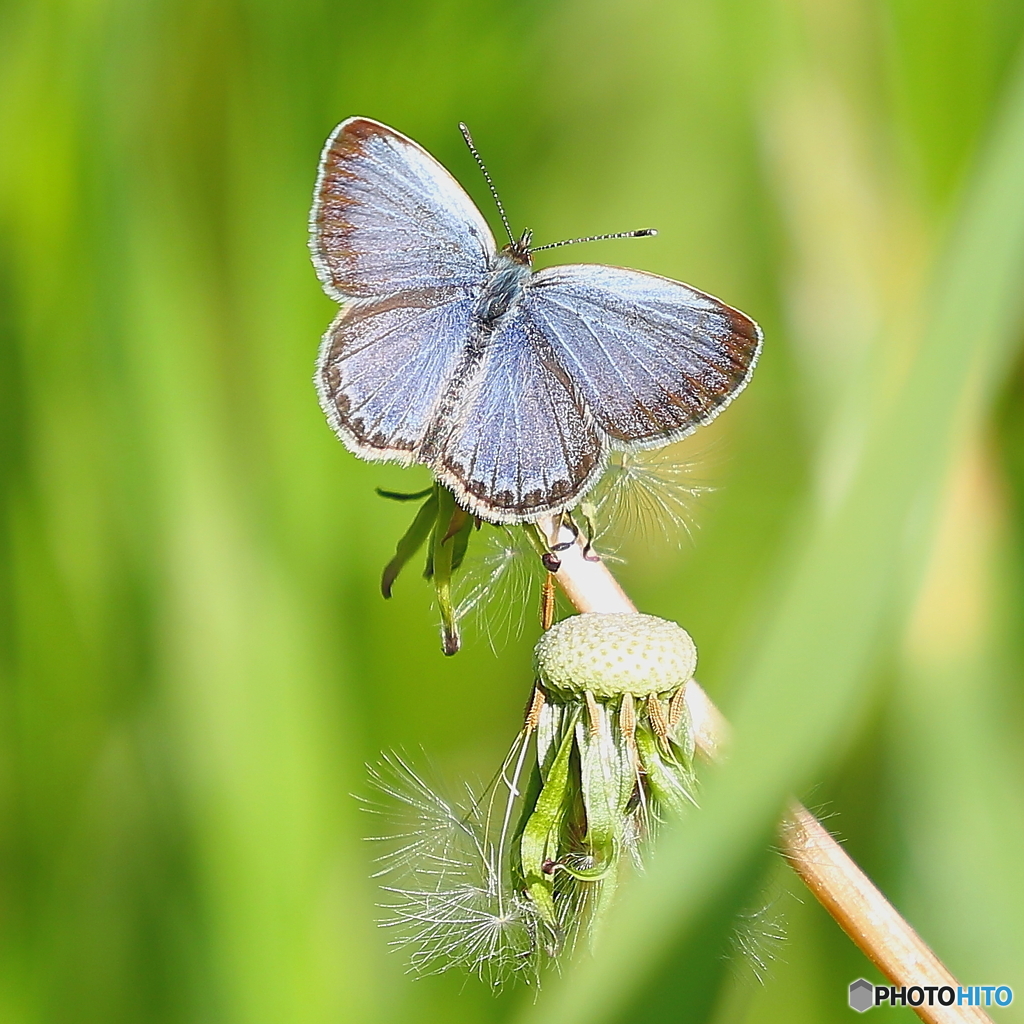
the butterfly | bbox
[310,117,762,525]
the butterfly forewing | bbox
[312,118,497,462]
[310,118,496,300]
[425,317,604,523]
[524,264,761,448]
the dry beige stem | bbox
[537,515,991,1024]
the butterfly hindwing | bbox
[310,117,496,300]
[524,264,762,448]
[317,288,478,460]
[425,316,605,524]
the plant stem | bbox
[538,516,992,1024]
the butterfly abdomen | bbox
[418,261,536,473]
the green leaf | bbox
[380,489,439,599]
[448,508,474,573]
[375,486,436,502]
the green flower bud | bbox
[534,612,697,699]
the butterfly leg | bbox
[532,518,565,572]
[572,505,602,563]
[550,511,577,552]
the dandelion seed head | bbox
[535,612,698,698]
[363,650,701,990]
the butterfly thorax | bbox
[473,251,532,330]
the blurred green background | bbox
[3,0,1024,1022]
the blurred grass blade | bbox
[897,444,1024,1005]
[518,41,1024,1024]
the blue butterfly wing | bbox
[424,316,604,524]
[311,120,761,520]
[317,288,478,460]
[312,118,496,460]
[310,117,495,300]
[523,264,762,448]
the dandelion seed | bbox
[452,525,544,650]
[365,752,550,984]
[729,895,788,985]
[589,447,713,547]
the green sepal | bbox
[575,703,632,942]
[447,508,473,574]
[535,700,564,778]
[672,696,696,768]
[430,487,462,655]
[554,844,618,882]
[380,488,439,599]
[508,760,544,890]
[635,726,697,817]
[508,700,565,889]
[520,718,577,928]
[575,710,629,849]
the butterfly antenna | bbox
[530,228,658,253]
[459,122,515,246]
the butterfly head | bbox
[502,228,534,266]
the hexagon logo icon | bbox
[849,979,874,1012]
